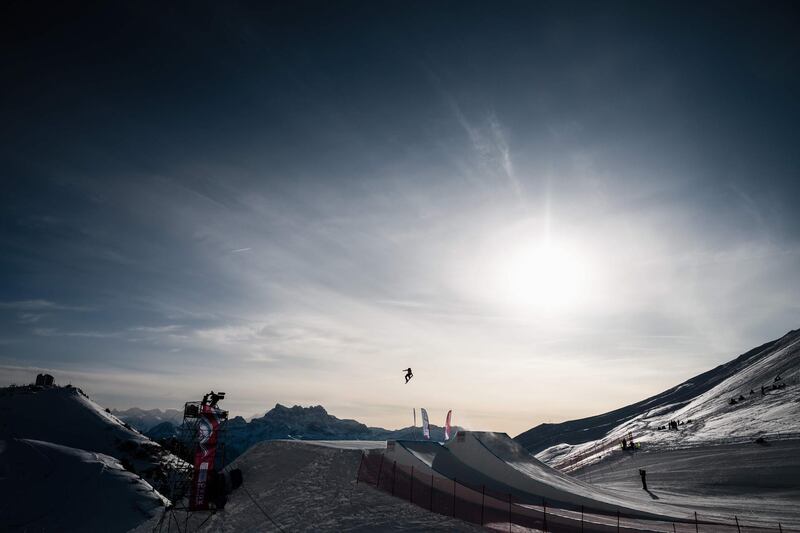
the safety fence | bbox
[356,452,794,533]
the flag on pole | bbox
[444,410,452,441]
[190,403,224,510]
[421,408,430,440]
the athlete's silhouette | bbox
[403,368,413,384]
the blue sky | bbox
[2,1,799,434]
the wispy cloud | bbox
[128,325,184,333]
[17,312,47,324]
[0,299,90,312]
[31,328,121,339]
[488,112,524,200]
[426,70,525,204]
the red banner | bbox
[190,404,224,510]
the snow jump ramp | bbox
[440,431,690,521]
[384,440,527,496]
[382,440,440,475]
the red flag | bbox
[190,404,224,510]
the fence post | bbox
[735,515,741,533]
[581,504,584,532]
[616,509,620,533]
[376,454,384,487]
[391,461,396,496]
[430,474,434,511]
[355,453,364,484]
[410,466,414,503]
[480,485,485,526]
[672,523,676,533]
[543,500,548,532]
[779,524,783,533]
[452,478,457,518]
[695,511,699,533]
[508,494,512,533]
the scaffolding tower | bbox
[154,392,229,532]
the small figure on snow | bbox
[403,368,413,384]
[639,469,648,490]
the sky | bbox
[2,1,799,435]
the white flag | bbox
[421,408,430,440]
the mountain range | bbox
[114,403,460,461]
[110,407,183,433]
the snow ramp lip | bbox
[381,439,448,476]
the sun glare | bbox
[494,240,589,315]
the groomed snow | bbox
[133,440,483,532]
[577,439,800,530]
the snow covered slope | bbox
[0,438,167,532]
[517,329,799,455]
[0,384,185,496]
[530,329,800,470]
[132,440,483,532]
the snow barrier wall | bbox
[357,451,795,532]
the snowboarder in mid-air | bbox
[403,368,413,384]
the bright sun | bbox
[495,240,588,314]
